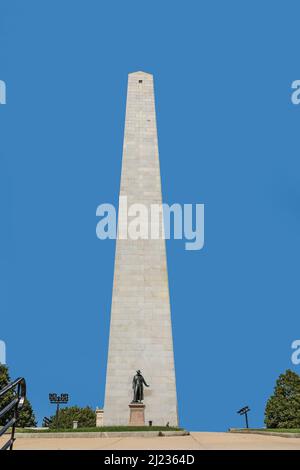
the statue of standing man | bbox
[132,370,149,403]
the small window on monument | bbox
[139,80,143,83]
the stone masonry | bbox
[103,71,178,426]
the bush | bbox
[49,406,96,429]
[265,369,300,429]
[0,364,13,426]
[17,398,37,428]
[0,364,37,428]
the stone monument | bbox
[103,71,178,426]
[95,408,104,427]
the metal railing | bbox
[0,377,26,450]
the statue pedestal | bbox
[129,403,145,426]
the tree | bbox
[265,369,300,429]
[0,364,37,428]
[0,364,13,426]
[49,406,96,429]
[17,398,37,428]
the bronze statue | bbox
[132,370,149,403]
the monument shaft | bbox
[104,71,178,426]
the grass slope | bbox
[17,426,182,433]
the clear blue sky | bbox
[1,0,300,431]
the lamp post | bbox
[237,406,250,429]
[49,393,69,429]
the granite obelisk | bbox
[103,71,178,426]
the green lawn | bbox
[255,428,300,433]
[236,428,300,433]
[17,426,182,433]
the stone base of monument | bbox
[128,403,145,426]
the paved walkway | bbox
[2,432,300,450]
